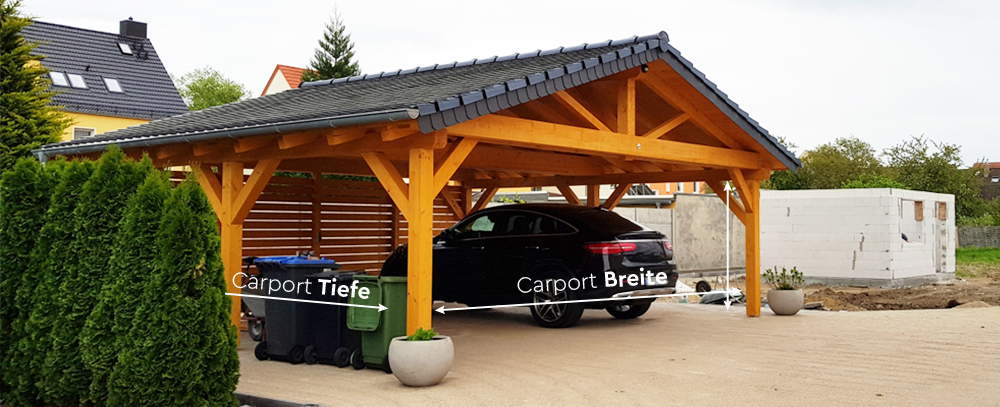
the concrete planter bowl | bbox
[767,289,804,315]
[387,335,454,387]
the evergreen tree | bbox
[42,147,152,406]
[0,0,71,173]
[108,178,239,407]
[0,158,58,404]
[79,171,171,406]
[301,9,361,82]
[20,159,92,406]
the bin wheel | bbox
[254,342,269,361]
[695,280,712,293]
[381,355,392,374]
[248,319,265,342]
[333,347,351,368]
[304,345,318,365]
[289,345,305,365]
[350,349,366,370]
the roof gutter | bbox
[33,108,419,162]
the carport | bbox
[36,31,801,334]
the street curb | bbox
[237,392,321,407]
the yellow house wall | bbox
[62,112,149,141]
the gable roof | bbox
[21,21,188,120]
[36,31,801,170]
[261,64,311,96]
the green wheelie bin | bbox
[347,275,407,373]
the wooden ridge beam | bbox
[463,169,731,189]
[230,159,281,224]
[470,187,498,213]
[557,186,582,205]
[551,90,611,131]
[362,152,410,218]
[602,183,632,210]
[448,115,763,170]
[642,113,689,139]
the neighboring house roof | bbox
[21,20,188,120]
[261,64,312,96]
[36,31,801,170]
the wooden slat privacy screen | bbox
[173,172,465,274]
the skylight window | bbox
[66,74,87,89]
[103,78,123,93]
[118,43,132,55]
[50,72,69,86]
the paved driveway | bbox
[237,302,1000,406]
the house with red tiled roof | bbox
[260,64,314,96]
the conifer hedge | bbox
[108,178,240,407]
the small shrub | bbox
[764,266,804,290]
[407,327,438,341]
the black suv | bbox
[382,204,678,328]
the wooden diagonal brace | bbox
[432,137,477,195]
[728,168,754,213]
[557,185,582,205]
[602,183,632,210]
[706,179,746,225]
[194,164,223,219]
[230,159,281,224]
[362,152,409,217]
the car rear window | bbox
[560,209,648,235]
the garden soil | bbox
[802,277,1000,311]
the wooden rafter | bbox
[278,134,317,150]
[448,115,763,170]
[642,113,690,139]
[551,90,611,131]
[601,183,632,210]
[328,129,369,146]
[156,144,189,161]
[640,76,742,149]
[235,137,275,153]
[557,185,582,205]
[193,142,230,157]
[381,124,420,141]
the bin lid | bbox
[254,256,339,270]
[347,278,381,332]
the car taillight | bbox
[664,240,673,251]
[584,242,637,255]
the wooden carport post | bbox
[705,170,762,317]
[196,159,281,333]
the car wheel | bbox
[288,345,305,365]
[254,342,269,361]
[529,271,585,328]
[333,347,351,368]
[248,319,265,342]
[350,349,366,370]
[606,301,652,319]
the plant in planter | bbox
[387,327,453,387]
[763,267,805,315]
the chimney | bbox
[119,17,147,38]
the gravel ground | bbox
[237,302,1000,406]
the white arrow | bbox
[724,182,733,310]
[226,292,387,312]
[435,290,734,314]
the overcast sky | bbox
[22,0,1000,166]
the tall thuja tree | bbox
[300,8,361,82]
[42,147,153,406]
[19,160,92,406]
[0,0,71,173]
[0,158,59,402]
[80,171,171,406]
[108,178,239,407]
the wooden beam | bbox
[461,187,473,215]
[587,185,600,207]
[440,190,465,219]
[278,133,317,150]
[390,203,402,250]
[640,76,742,149]
[230,159,281,224]
[617,78,636,136]
[194,165,223,219]
[463,146,606,176]
[642,113,689,139]
[744,179,761,317]
[311,172,322,255]
[448,115,763,170]
[381,124,420,141]
[193,142,229,157]
[234,137,275,153]
[432,137,477,195]
[602,157,642,173]
[156,144,189,161]
[550,91,612,131]
[407,148,435,335]
[602,183,632,210]
[220,161,244,334]
[361,152,409,218]
[728,168,754,213]
[327,129,368,146]
[470,187,498,213]
[463,169,731,189]
[705,179,746,225]
[557,185,582,205]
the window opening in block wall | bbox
[937,202,947,221]
[900,199,924,243]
